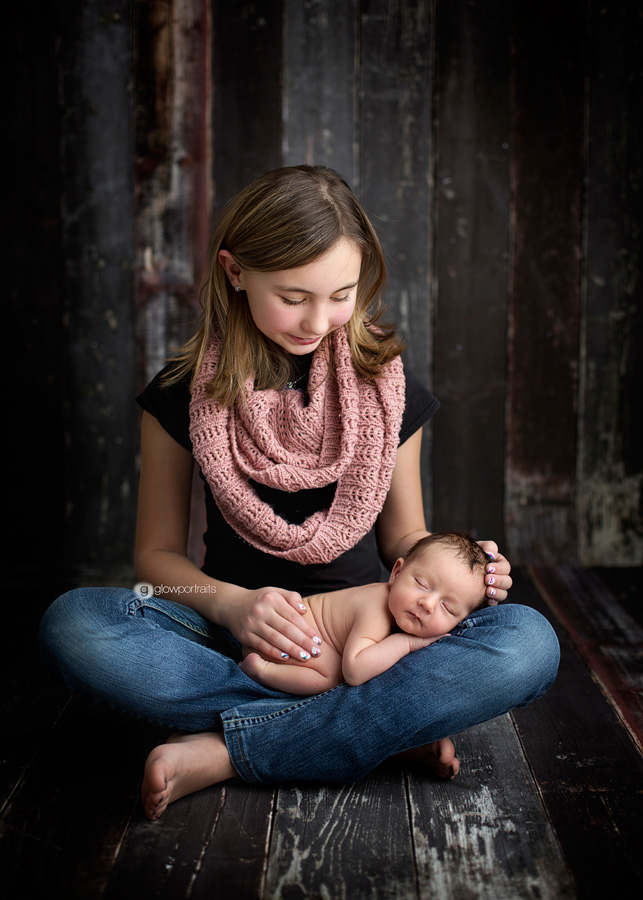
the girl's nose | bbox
[301,304,328,336]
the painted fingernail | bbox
[313,635,322,645]
[489,588,497,597]
[311,646,320,657]
[488,552,496,561]
[280,652,289,659]
[298,603,307,612]
[487,566,495,574]
[300,650,310,660]
[487,576,495,585]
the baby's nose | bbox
[419,594,437,613]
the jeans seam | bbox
[223,684,343,728]
[126,597,213,639]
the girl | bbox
[39,166,559,822]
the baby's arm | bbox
[342,623,442,686]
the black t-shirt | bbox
[136,353,439,595]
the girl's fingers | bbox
[251,626,321,663]
[477,544,512,602]
[244,590,322,660]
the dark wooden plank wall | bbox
[10,0,642,587]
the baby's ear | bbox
[388,558,405,584]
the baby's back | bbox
[267,582,389,688]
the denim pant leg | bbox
[38,587,296,729]
[220,603,560,783]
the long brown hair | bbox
[165,165,405,406]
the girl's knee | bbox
[464,603,560,706]
[38,587,133,678]
[503,604,560,702]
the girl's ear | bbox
[388,558,405,584]
[218,250,243,287]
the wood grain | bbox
[432,0,511,541]
[577,1,643,565]
[512,569,643,899]
[409,716,575,900]
[505,1,585,563]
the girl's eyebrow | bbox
[274,281,359,294]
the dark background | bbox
[8,0,642,591]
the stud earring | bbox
[234,285,242,292]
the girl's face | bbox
[220,239,362,354]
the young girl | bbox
[38,165,559,823]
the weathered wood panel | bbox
[264,771,417,900]
[577,1,643,565]
[359,0,436,523]
[0,697,154,899]
[212,0,284,213]
[409,716,575,900]
[103,781,275,899]
[432,0,511,544]
[512,569,643,900]
[505,0,586,564]
[58,0,139,579]
[282,0,358,184]
[528,565,643,752]
[134,0,213,383]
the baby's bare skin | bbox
[240,582,392,690]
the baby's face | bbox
[387,545,485,638]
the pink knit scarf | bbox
[189,327,405,564]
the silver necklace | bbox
[284,371,308,390]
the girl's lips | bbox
[286,334,322,345]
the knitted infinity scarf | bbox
[189,327,405,564]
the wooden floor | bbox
[1,567,642,900]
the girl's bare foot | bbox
[141,731,237,821]
[393,737,460,780]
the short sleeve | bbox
[399,359,440,444]
[136,364,192,451]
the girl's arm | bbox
[375,428,428,568]
[376,428,513,601]
[134,411,321,661]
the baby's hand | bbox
[407,634,445,653]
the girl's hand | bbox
[477,541,512,603]
[223,587,323,662]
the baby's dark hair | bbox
[403,531,495,609]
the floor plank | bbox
[103,780,275,900]
[264,769,417,900]
[0,695,160,899]
[511,569,643,900]
[528,565,643,749]
[409,715,576,900]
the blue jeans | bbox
[38,587,559,783]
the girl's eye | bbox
[332,294,351,303]
[281,297,304,306]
